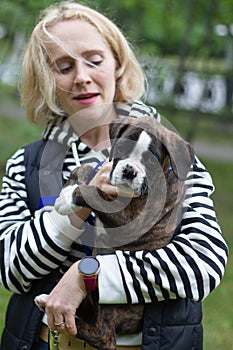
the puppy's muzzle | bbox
[111,160,147,197]
[122,164,137,181]
[121,164,148,197]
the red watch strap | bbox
[83,275,98,291]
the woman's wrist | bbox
[68,207,91,228]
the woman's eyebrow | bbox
[78,49,106,59]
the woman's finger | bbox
[64,313,77,336]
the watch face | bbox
[79,257,100,275]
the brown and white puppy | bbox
[54,116,194,350]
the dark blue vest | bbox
[0,139,203,349]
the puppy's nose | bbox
[122,164,137,180]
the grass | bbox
[165,108,233,349]
[0,109,232,349]
[0,115,41,164]
[201,159,233,350]
[0,288,11,335]
[0,113,41,337]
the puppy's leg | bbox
[54,184,80,215]
[54,165,94,215]
[76,307,117,350]
[67,165,93,186]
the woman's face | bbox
[48,20,117,120]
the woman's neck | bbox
[80,124,111,151]
[69,104,118,151]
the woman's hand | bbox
[89,161,117,196]
[36,262,87,336]
[90,161,138,198]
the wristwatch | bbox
[78,256,100,291]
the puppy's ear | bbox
[109,120,129,161]
[163,131,195,180]
[109,120,129,141]
[136,118,194,181]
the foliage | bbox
[0,116,41,167]
[0,0,233,59]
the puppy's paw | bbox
[34,293,48,311]
[55,185,80,215]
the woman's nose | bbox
[74,61,91,85]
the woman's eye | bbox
[86,55,103,67]
[58,65,73,74]
[53,62,73,75]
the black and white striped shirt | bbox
[0,101,228,306]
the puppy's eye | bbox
[149,145,160,160]
[144,149,159,164]
[144,152,154,163]
[115,148,125,159]
[115,141,127,157]
[114,139,135,160]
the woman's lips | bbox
[73,93,99,105]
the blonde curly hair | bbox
[20,1,146,126]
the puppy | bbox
[54,116,194,350]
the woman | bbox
[0,2,228,350]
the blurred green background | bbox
[0,0,233,349]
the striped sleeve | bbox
[0,148,84,293]
[98,157,228,304]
